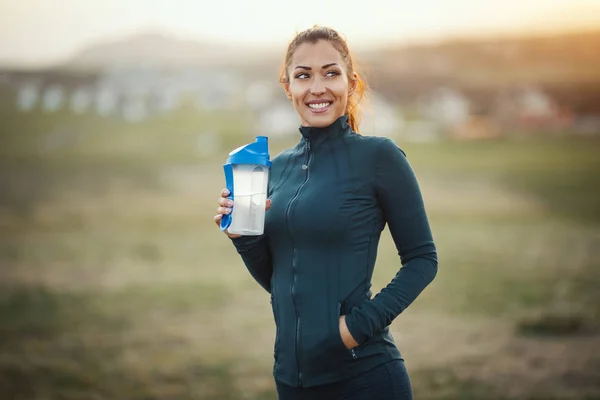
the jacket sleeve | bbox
[228,167,276,294]
[344,138,438,345]
[230,234,273,293]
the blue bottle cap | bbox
[225,136,272,167]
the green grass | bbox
[410,367,511,400]
[0,110,599,399]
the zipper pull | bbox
[302,138,311,170]
[350,349,358,359]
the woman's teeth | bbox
[308,102,331,109]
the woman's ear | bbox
[284,83,292,100]
[348,73,358,94]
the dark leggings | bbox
[275,360,413,400]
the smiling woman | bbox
[215,25,437,400]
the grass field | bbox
[1,111,599,399]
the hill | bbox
[63,31,280,71]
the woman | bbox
[214,26,438,400]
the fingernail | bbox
[227,200,233,207]
[225,208,232,214]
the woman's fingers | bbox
[216,189,241,238]
[216,206,232,215]
[266,199,271,211]
[218,197,233,207]
[215,189,231,227]
[217,189,233,213]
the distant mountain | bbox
[64,31,281,71]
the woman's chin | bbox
[302,113,338,128]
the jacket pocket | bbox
[333,302,346,352]
[336,302,360,360]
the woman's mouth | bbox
[307,102,332,113]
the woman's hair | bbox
[279,25,368,133]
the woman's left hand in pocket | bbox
[339,315,359,349]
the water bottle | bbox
[220,136,271,236]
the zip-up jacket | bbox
[230,115,438,388]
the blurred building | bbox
[417,86,471,128]
[6,65,244,121]
[492,85,571,132]
[359,94,405,138]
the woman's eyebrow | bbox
[293,62,339,70]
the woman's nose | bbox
[310,78,326,95]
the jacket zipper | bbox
[271,294,280,374]
[284,137,312,387]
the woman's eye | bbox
[295,70,339,79]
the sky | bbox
[0,0,599,67]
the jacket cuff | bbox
[230,235,264,251]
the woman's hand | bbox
[339,315,359,349]
[214,188,271,239]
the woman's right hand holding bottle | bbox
[214,189,271,239]
[214,189,239,239]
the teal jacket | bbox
[231,115,438,388]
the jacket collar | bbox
[298,115,351,146]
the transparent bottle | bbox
[220,136,271,236]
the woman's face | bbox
[285,40,354,128]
